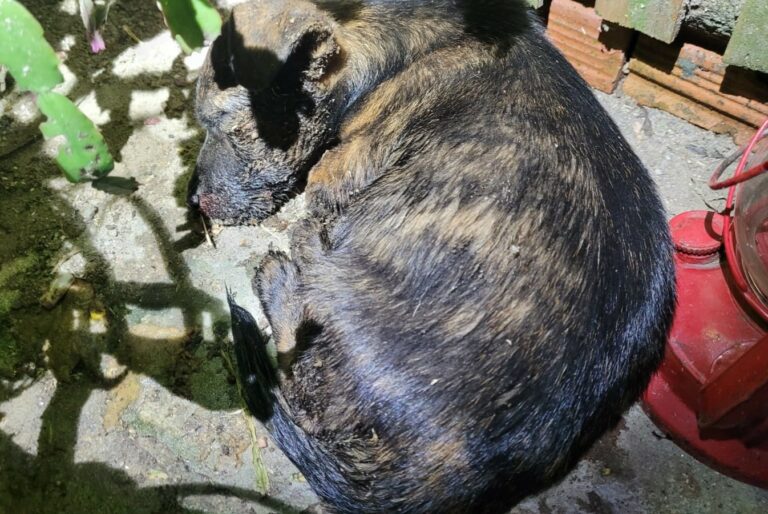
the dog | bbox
[190,0,676,512]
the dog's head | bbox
[189,0,342,223]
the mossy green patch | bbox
[0,254,38,290]
[0,255,39,378]
[596,0,686,44]
[724,0,768,73]
[0,333,22,377]
[0,290,21,318]
[187,347,238,410]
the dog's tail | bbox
[227,290,279,419]
[226,292,357,510]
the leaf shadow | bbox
[1,1,312,512]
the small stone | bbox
[40,272,75,309]
[633,111,654,140]
[147,469,168,481]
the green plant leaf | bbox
[0,0,113,181]
[0,0,63,92]
[37,92,114,182]
[157,0,222,53]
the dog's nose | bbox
[188,193,200,209]
[187,170,201,210]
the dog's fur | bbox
[192,0,676,512]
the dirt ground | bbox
[1,1,767,513]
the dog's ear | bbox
[227,0,341,92]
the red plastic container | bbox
[642,119,768,489]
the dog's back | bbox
[226,1,675,512]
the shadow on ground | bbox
[0,164,301,512]
[0,1,304,512]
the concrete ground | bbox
[1,1,767,513]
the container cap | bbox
[671,211,724,256]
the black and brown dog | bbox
[189,0,675,512]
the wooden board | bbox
[595,0,686,43]
[724,0,768,74]
[624,36,768,144]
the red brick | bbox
[546,0,633,93]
